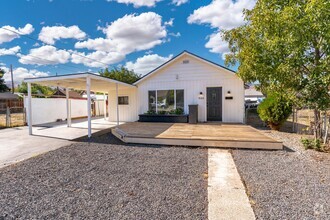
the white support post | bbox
[66,88,71,127]
[86,77,92,138]
[116,83,119,125]
[27,82,32,135]
[103,92,107,120]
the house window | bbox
[118,96,129,105]
[148,89,184,113]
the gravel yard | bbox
[232,130,330,219]
[0,134,207,219]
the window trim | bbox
[118,96,129,105]
[148,89,184,113]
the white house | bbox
[108,51,245,123]
[24,51,245,137]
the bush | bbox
[301,138,313,150]
[301,138,323,151]
[169,108,184,115]
[257,93,292,130]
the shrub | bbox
[257,93,292,130]
[145,110,156,115]
[301,138,313,150]
[169,108,184,115]
[301,138,323,151]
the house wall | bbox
[136,54,245,123]
[108,87,138,122]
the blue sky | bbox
[0,0,255,85]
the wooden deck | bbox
[112,122,282,150]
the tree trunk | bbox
[313,109,322,139]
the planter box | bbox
[139,114,188,123]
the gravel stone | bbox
[232,130,330,220]
[0,134,207,219]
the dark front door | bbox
[207,87,222,121]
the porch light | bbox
[225,90,233,100]
[198,92,204,99]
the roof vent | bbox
[182,60,189,64]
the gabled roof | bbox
[133,50,237,85]
[52,88,85,99]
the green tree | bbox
[99,66,141,84]
[17,82,54,96]
[222,0,330,138]
[0,68,10,92]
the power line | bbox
[0,26,113,68]
[0,52,80,74]
[0,46,84,73]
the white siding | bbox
[136,54,244,123]
[108,87,138,122]
[24,97,88,125]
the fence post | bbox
[6,107,10,127]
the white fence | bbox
[24,97,106,125]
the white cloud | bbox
[1,66,49,85]
[164,18,174,27]
[188,0,256,30]
[205,33,230,60]
[188,0,255,60]
[75,38,115,53]
[125,54,173,75]
[38,25,87,44]
[75,12,167,66]
[0,24,34,44]
[19,45,71,65]
[0,46,21,56]
[71,51,125,68]
[110,0,162,8]
[172,0,188,6]
[169,32,181,37]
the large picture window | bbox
[148,89,184,113]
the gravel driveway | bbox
[0,134,207,219]
[232,130,330,219]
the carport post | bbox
[103,92,106,120]
[86,76,92,138]
[116,83,119,125]
[27,82,32,135]
[66,88,71,127]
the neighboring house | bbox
[108,51,245,123]
[52,88,86,99]
[245,86,264,101]
[0,92,22,109]
[244,86,264,109]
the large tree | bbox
[0,68,10,92]
[223,0,330,138]
[17,82,54,96]
[99,66,141,84]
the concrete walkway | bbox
[208,149,255,220]
[0,118,118,168]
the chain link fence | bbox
[245,106,330,144]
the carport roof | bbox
[24,72,136,93]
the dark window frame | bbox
[118,96,129,105]
[148,89,184,113]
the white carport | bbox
[24,72,136,138]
